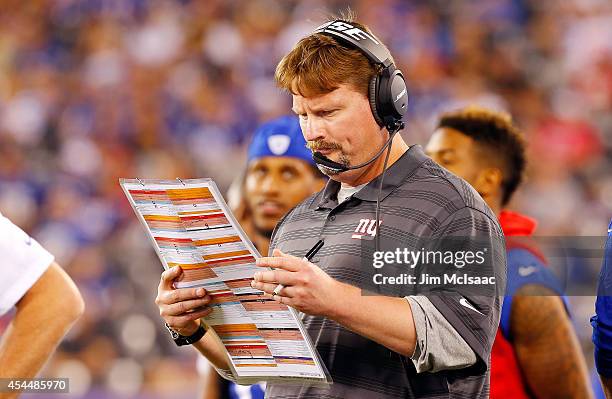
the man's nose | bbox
[259,174,280,195]
[302,117,325,142]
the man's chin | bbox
[254,226,274,239]
[252,219,276,239]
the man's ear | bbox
[474,167,503,201]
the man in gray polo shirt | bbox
[156,17,505,399]
[250,18,505,399]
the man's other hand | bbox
[155,266,213,336]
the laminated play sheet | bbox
[120,178,330,385]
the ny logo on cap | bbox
[267,135,291,155]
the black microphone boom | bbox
[312,125,402,174]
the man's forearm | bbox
[513,291,594,398]
[192,329,232,371]
[328,282,417,356]
[0,316,72,382]
[0,264,83,387]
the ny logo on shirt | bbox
[351,218,382,239]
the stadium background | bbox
[0,0,610,397]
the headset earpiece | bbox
[368,74,384,128]
[375,67,408,131]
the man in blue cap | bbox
[198,115,325,399]
[240,115,326,257]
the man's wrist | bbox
[165,321,207,346]
[327,281,357,321]
[175,322,200,337]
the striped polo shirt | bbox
[266,145,506,399]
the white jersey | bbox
[0,213,54,315]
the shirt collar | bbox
[498,210,538,236]
[310,145,429,209]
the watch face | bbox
[165,323,204,346]
[165,324,181,340]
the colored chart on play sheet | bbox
[120,178,328,384]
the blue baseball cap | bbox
[247,115,314,166]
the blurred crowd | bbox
[0,0,610,397]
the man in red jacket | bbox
[426,106,592,398]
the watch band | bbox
[165,322,206,346]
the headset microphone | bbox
[311,123,403,175]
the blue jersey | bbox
[228,382,265,399]
[500,246,567,339]
[592,219,612,377]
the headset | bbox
[310,20,409,175]
[309,20,409,252]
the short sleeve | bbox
[425,206,507,373]
[406,295,477,373]
[0,214,54,315]
[500,247,567,340]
